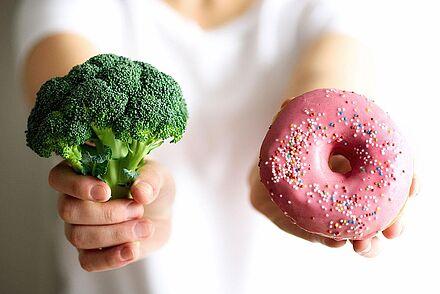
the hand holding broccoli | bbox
[26,54,187,270]
[50,159,174,271]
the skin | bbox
[50,160,174,271]
[22,1,417,271]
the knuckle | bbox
[67,226,83,247]
[113,225,131,242]
[58,197,74,222]
[102,207,117,223]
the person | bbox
[14,0,417,293]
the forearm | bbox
[23,33,98,106]
[286,33,374,99]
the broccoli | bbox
[26,54,188,199]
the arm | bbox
[250,33,418,257]
[286,33,374,98]
[23,33,175,271]
[23,33,97,106]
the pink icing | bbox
[259,89,413,240]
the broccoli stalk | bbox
[26,54,188,199]
[92,125,163,198]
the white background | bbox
[1,0,439,293]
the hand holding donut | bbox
[251,89,418,257]
[49,160,174,271]
[250,166,417,257]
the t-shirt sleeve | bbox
[13,0,127,74]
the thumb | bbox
[130,160,163,205]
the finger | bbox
[58,195,144,225]
[78,219,171,272]
[78,241,140,272]
[65,219,154,249]
[382,216,404,239]
[130,160,164,205]
[139,218,172,255]
[267,208,346,248]
[380,173,415,239]
[270,99,292,124]
[409,174,419,198]
[49,161,110,202]
[352,236,381,258]
[381,174,415,238]
[132,161,175,221]
[280,97,293,109]
[319,237,347,248]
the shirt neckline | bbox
[150,0,263,40]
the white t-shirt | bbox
[14,1,353,293]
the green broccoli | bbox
[26,54,188,199]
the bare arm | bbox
[23,33,97,106]
[286,33,374,98]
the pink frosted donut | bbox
[259,89,413,240]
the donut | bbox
[259,89,413,240]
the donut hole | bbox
[328,154,352,174]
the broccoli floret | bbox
[26,54,188,199]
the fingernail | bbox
[120,242,140,261]
[127,202,143,220]
[120,246,134,261]
[359,242,372,255]
[91,185,109,201]
[134,220,151,238]
[133,181,154,203]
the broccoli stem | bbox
[90,126,164,199]
[91,126,130,198]
[107,139,163,199]
[125,140,145,171]
[124,139,163,170]
[92,125,128,159]
[125,140,154,170]
[104,159,129,199]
